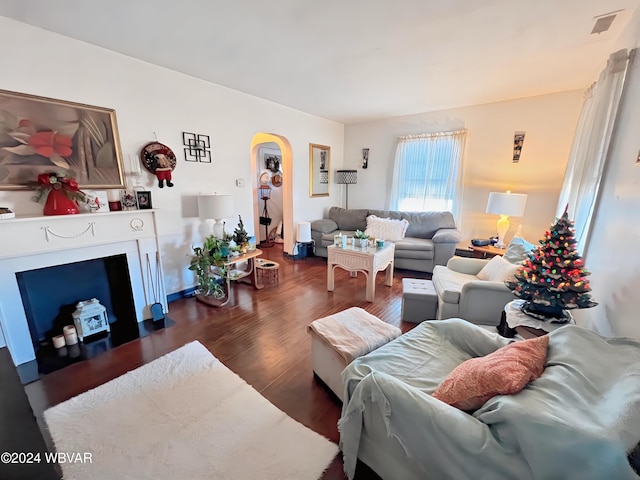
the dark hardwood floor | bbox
[24,245,430,479]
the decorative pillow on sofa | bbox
[432,335,549,411]
[364,215,409,241]
[504,236,536,264]
[476,255,520,282]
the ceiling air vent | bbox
[591,12,620,34]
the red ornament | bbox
[43,188,79,215]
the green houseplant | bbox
[221,229,233,257]
[353,229,369,248]
[189,235,229,302]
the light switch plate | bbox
[236,178,245,187]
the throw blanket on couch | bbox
[339,320,640,480]
[307,308,401,364]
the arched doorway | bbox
[250,133,294,255]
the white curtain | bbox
[389,130,466,221]
[556,49,632,253]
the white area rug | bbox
[44,341,338,479]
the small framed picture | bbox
[121,189,138,210]
[513,131,526,163]
[136,191,152,209]
[83,190,109,213]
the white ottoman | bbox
[402,278,438,323]
[307,307,401,401]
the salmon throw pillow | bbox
[432,335,549,411]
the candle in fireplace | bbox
[63,325,78,345]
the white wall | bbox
[573,7,640,339]
[344,91,583,246]
[0,17,344,295]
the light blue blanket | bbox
[339,319,640,479]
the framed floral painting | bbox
[0,89,125,189]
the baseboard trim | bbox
[167,287,197,303]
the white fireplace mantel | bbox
[0,210,168,366]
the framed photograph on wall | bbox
[0,89,125,190]
[513,131,526,163]
[136,191,152,209]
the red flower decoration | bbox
[37,173,54,186]
[30,171,86,205]
[28,131,73,158]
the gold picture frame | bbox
[309,143,330,197]
[0,89,125,189]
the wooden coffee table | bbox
[327,243,395,302]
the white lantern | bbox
[72,298,110,341]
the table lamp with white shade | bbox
[486,191,528,248]
[198,193,234,239]
[297,222,312,243]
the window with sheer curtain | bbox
[389,130,466,220]
[556,49,632,254]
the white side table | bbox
[327,243,395,302]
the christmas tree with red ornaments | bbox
[507,207,597,321]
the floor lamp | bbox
[258,185,274,248]
[336,170,357,209]
[486,191,528,248]
[198,193,234,238]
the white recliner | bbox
[432,256,516,326]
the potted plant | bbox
[233,215,250,254]
[221,229,234,257]
[189,235,229,305]
[353,229,369,248]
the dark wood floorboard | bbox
[24,245,430,479]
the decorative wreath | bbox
[140,142,177,174]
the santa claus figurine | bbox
[152,152,174,188]
[141,142,177,188]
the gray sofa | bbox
[310,207,462,273]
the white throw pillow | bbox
[364,215,409,241]
[476,255,520,282]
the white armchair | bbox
[432,256,516,326]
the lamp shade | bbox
[486,192,527,217]
[198,193,233,220]
[297,222,312,243]
[335,170,357,185]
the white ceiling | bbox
[0,0,638,124]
